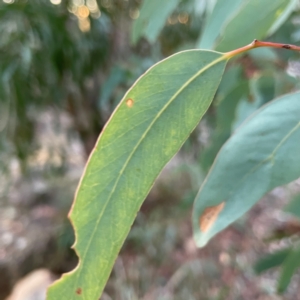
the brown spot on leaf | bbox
[199,202,225,232]
[126,98,134,107]
[76,288,82,295]
[248,94,254,103]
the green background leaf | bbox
[278,245,300,293]
[47,50,227,300]
[285,193,300,219]
[193,92,300,247]
[232,75,275,130]
[267,0,298,36]
[254,248,291,274]
[131,0,180,45]
[215,0,291,52]
[200,77,249,171]
[197,0,244,49]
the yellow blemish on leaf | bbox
[126,98,134,107]
[199,202,225,232]
[276,9,282,17]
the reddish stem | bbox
[224,39,300,59]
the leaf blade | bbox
[197,0,244,49]
[131,0,180,45]
[254,248,291,274]
[193,92,300,247]
[47,50,228,300]
[215,0,291,52]
[278,245,300,293]
[285,194,300,219]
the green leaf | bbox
[216,64,243,98]
[278,245,300,293]
[215,0,291,52]
[193,92,300,247]
[232,75,275,130]
[197,0,244,49]
[98,66,126,110]
[200,79,249,171]
[131,0,180,45]
[267,0,298,36]
[285,194,300,219]
[254,248,291,274]
[0,79,11,133]
[47,50,228,300]
[249,47,279,63]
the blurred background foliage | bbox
[1,0,300,299]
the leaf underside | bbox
[193,92,300,247]
[47,50,227,300]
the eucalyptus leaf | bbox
[232,75,275,130]
[278,245,300,293]
[267,0,298,36]
[285,193,300,219]
[47,50,228,300]
[200,79,249,171]
[254,248,291,274]
[98,66,126,110]
[215,0,290,52]
[131,0,180,45]
[193,92,300,247]
[197,0,244,49]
